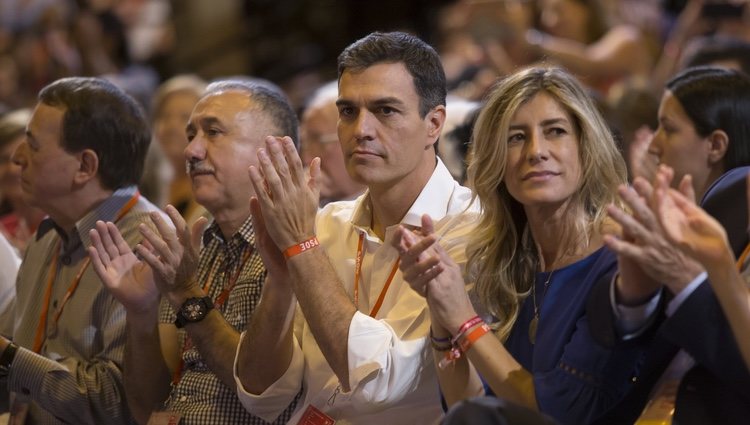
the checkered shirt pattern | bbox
[159,218,296,424]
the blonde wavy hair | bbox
[466,67,626,339]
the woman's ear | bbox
[706,129,729,166]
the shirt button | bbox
[62,256,71,265]
[179,396,187,402]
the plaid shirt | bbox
[159,218,295,424]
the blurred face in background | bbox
[300,99,364,203]
[155,90,200,175]
[0,134,25,205]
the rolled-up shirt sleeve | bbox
[234,330,304,423]
[345,312,431,413]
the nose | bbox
[525,130,548,163]
[352,111,374,142]
[648,127,663,156]
[184,132,206,163]
[11,140,28,168]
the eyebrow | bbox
[509,117,571,131]
[335,97,407,109]
[186,116,222,133]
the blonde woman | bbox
[394,67,637,424]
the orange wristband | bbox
[458,323,490,352]
[283,236,320,259]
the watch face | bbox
[184,302,205,320]
[181,297,211,322]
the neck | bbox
[695,167,726,203]
[211,206,250,240]
[368,158,435,240]
[48,186,113,234]
[525,201,598,271]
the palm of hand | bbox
[102,250,159,313]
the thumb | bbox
[190,216,209,252]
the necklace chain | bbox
[532,270,554,316]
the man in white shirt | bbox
[233,31,478,424]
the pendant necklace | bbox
[529,269,554,345]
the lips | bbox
[190,170,214,178]
[522,170,560,181]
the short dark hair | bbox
[203,79,299,146]
[337,31,446,118]
[667,66,750,171]
[38,77,150,190]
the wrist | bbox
[615,274,661,306]
[283,235,319,259]
[166,284,206,311]
[447,312,481,337]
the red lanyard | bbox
[172,245,253,385]
[353,232,400,318]
[32,192,140,353]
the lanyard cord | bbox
[353,232,400,318]
[171,245,253,385]
[32,192,140,353]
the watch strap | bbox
[174,296,213,329]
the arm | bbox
[527,26,650,78]
[2,294,132,424]
[88,220,174,424]
[248,137,357,388]
[654,168,750,369]
[135,206,245,390]
[236,197,298,396]
[394,216,535,409]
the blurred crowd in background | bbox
[1,0,749,255]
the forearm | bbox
[183,311,240,389]
[238,275,297,393]
[124,310,172,424]
[287,248,356,390]
[533,31,637,77]
[430,323,483,407]
[466,336,536,410]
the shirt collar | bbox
[350,157,458,232]
[201,215,255,250]
[37,186,140,249]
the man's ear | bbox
[425,105,447,147]
[706,129,729,166]
[74,149,99,185]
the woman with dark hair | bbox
[597,66,750,424]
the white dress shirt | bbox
[235,159,478,424]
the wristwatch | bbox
[174,296,214,328]
[0,341,19,377]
